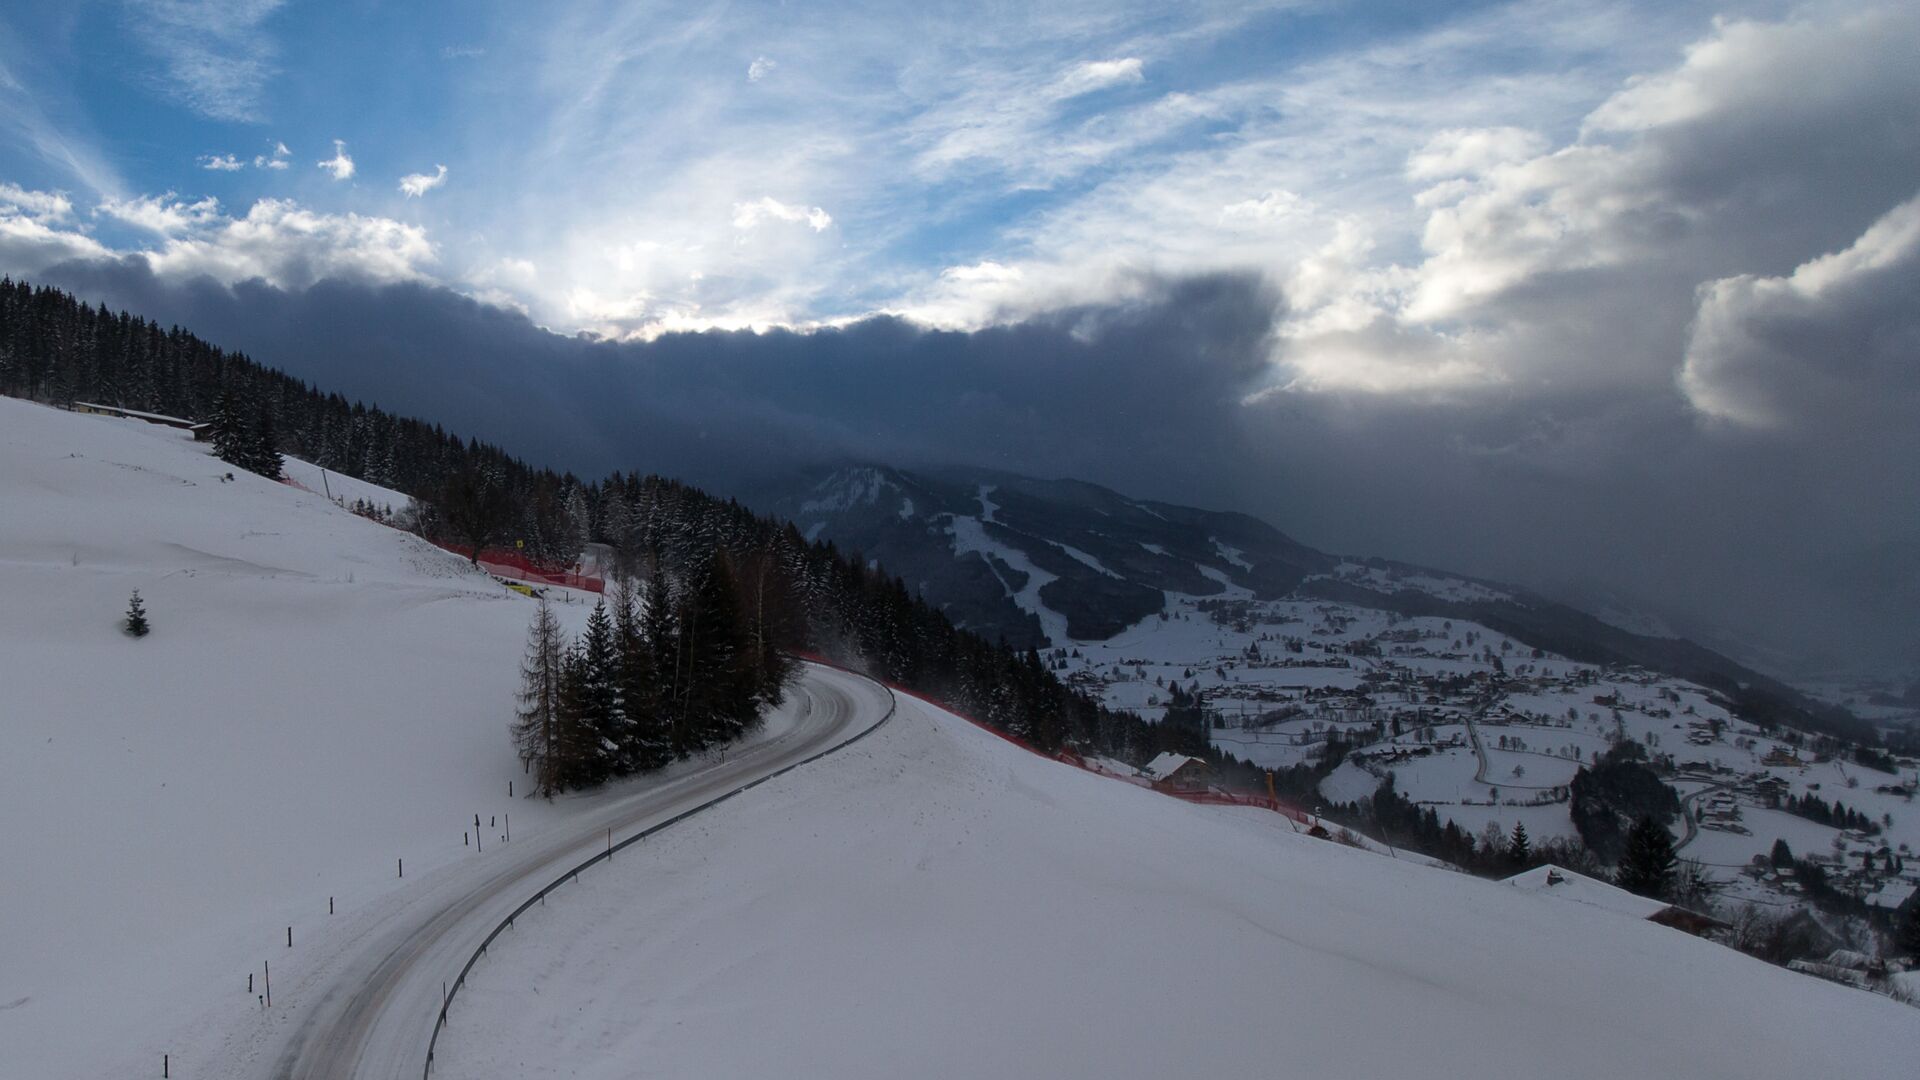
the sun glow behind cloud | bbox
[0,0,1913,420]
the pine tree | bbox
[614,580,673,771]
[209,388,246,466]
[1616,815,1677,899]
[511,599,565,797]
[678,554,752,752]
[554,642,592,789]
[1508,821,1531,867]
[123,589,150,637]
[640,546,685,755]
[249,410,282,479]
[1770,837,1794,869]
[572,598,621,784]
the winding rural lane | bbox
[265,662,895,1080]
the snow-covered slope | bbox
[0,398,637,1077]
[439,693,1919,1079]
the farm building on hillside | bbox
[1503,865,1726,935]
[1141,752,1209,791]
[69,401,210,439]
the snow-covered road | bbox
[264,663,894,1080]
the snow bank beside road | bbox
[440,693,1920,1080]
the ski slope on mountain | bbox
[0,397,835,1079]
[438,692,1920,1080]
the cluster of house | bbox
[1698,789,1748,834]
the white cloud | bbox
[747,56,777,82]
[97,193,223,235]
[141,198,434,289]
[199,153,245,172]
[0,210,112,275]
[1055,57,1144,98]
[0,182,75,222]
[318,139,355,180]
[442,44,486,60]
[1405,127,1549,181]
[0,185,435,292]
[731,197,832,232]
[399,164,449,198]
[1221,189,1309,224]
[124,0,287,123]
[255,141,291,170]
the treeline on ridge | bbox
[0,277,1215,785]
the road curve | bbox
[268,662,895,1080]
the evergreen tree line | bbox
[0,277,585,566]
[207,385,285,479]
[1778,792,1880,835]
[0,277,1201,780]
[514,547,786,794]
[1568,741,1681,863]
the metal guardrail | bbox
[421,664,897,1078]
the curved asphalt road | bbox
[267,662,895,1080]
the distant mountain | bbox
[749,463,1873,743]
[754,464,1335,648]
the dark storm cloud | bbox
[31,260,1276,500]
[31,254,1917,677]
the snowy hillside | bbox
[437,692,1920,1079]
[0,398,679,1077]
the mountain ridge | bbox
[750,462,1873,743]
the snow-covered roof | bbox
[72,402,197,426]
[1142,752,1205,781]
[1824,949,1876,970]
[1866,880,1916,910]
[1502,864,1670,921]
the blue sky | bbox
[1,0,1765,342]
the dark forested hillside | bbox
[0,277,1210,782]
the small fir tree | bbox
[1616,815,1677,899]
[123,590,150,637]
[1508,821,1532,867]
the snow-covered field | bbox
[0,398,631,1077]
[437,693,1920,1079]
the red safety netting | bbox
[435,542,606,593]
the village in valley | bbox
[1045,560,1920,987]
